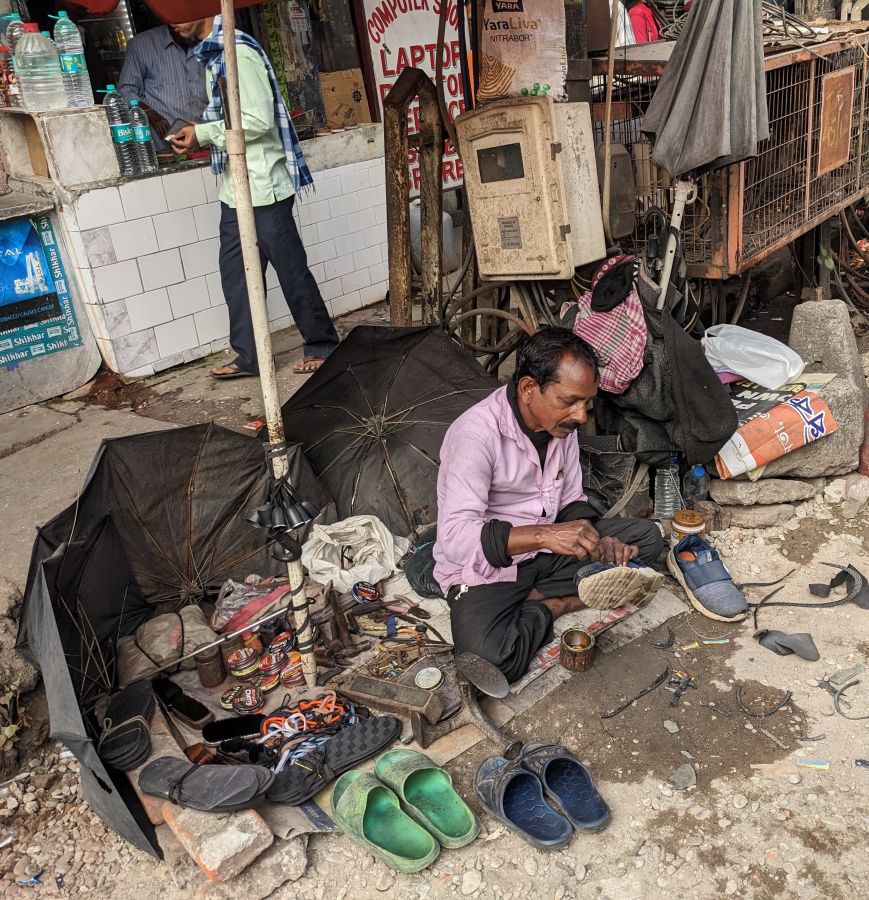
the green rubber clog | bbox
[374,749,480,849]
[331,770,439,873]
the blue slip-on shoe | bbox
[473,756,573,851]
[668,534,748,622]
[517,742,611,833]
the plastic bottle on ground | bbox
[128,98,158,173]
[654,452,683,519]
[102,84,139,176]
[682,464,710,508]
[15,24,66,112]
[52,10,93,108]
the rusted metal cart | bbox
[592,33,869,280]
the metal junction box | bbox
[456,96,605,281]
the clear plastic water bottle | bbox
[128,99,158,173]
[682,464,710,508]
[654,452,684,519]
[15,24,67,112]
[102,84,139,176]
[52,10,93,108]
[4,15,25,55]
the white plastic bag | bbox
[301,515,410,594]
[703,325,805,390]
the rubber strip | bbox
[601,667,670,719]
[735,684,792,718]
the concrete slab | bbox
[0,405,173,615]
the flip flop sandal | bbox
[517,742,611,832]
[374,749,479,849]
[265,715,402,805]
[139,757,274,812]
[153,677,214,729]
[753,629,820,661]
[211,364,257,380]
[202,714,265,747]
[99,682,156,770]
[332,771,439,873]
[473,756,573,851]
[574,562,665,610]
[98,718,152,771]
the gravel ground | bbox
[2,487,868,899]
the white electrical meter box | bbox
[455,96,606,281]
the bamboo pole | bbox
[219,0,317,688]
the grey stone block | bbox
[723,504,795,528]
[709,477,824,506]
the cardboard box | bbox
[319,69,372,129]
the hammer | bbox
[411,653,522,759]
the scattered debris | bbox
[650,628,676,650]
[735,684,793,718]
[601,667,670,719]
[667,671,697,707]
[855,759,869,769]
[732,794,748,809]
[758,727,788,750]
[670,764,697,791]
[663,720,680,734]
[796,760,830,771]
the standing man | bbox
[118,21,210,149]
[168,16,338,378]
[433,329,667,683]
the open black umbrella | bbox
[281,326,499,537]
[16,423,332,854]
[641,0,770,306]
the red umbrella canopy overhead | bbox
[146,1,265,24]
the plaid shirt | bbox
[565,256,647,395]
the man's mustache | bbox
[557,422,581,431]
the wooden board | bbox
[818,66,856,177]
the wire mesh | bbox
[590,33,869,276]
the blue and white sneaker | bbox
[668,535,748,622]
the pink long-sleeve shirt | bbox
[433,385,586,592]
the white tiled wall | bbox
[62,158,388,377]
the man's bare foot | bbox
[540,595,587,619]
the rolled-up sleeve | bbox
[435,428,517,589]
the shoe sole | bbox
[578,567,665,611]
[667,550,747,623]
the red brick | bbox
[162,804,273,883]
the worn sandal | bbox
[517,741,610,832]
[139,757,274,812]
[332,771,439,873]
[266,715,402,805]
[473,756,572,850]
[374,749,479,849]
[98,682,155,771]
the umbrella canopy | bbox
[641,0,770,177]
[281,326,499,537]
[16,423,332,854]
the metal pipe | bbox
[219,0,316,688]
[655,178,695,309]
[601,0,621,244]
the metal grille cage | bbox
[591,33,869,278]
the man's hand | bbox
[542,519,602,561]
[143,106,171,140]
[168,125,200,154]
[598,536,639,566]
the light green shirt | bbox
[194,45,294,208]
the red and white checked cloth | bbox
[563,256,647,394]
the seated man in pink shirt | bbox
[433,328,665,682]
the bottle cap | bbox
[41,31,51,37]
[129,99,139,105]
[58,11,70,18]
[22,23,39,33]
[0,46,9,52]
[105,84,116,91]
[692,464,706,477]
[8,14,21,20]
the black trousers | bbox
[449,515,666,684]
[219,197,339,374]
